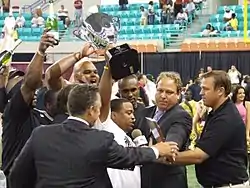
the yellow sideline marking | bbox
[244,0,250,42]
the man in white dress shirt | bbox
[104,98,141,188]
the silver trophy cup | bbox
[73,13,120,49]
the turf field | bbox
[187,165,200,187]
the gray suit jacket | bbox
[9,119,156,188]
[135,104,192,188]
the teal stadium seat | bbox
[125,26,134,34]
[119,26,126,34]
[22,28,32,36]
[134,26,143,34]
[152,25,162,33]
[25,21,32,28]
[121,11,130,18]
[32,27,43,36]
[23,13,32,20]
[0,20,4,27]
[58,21,64,30]
[152,33,163,39]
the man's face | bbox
[207,66,212,72]
[119,78,139,108]
[155,78,179,111]
[200,77,222,108]
[76,62,100,85]
[89,93,102,125]
[112,102,135,133]
[185,90,192,101]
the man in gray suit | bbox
[136,72,192,188]
[9,84,178,188]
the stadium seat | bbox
[22,28,32,36]
[23,13,32,20]
[25,21,32,28]
[32,27,43,36]
[125,26,134,34]
[0,20,4,27]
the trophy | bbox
[73,12,140,80]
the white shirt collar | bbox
[68,116,89,126]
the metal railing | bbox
[22,0,60,14]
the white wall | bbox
[11,0,39,7]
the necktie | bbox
[153,110,164,122]
[124,136,133,147]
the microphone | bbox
[131,129,148,147]
[146,117,165,143]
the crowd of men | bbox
[0,30,249,188]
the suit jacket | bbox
[135,104,192,188]
[9,119,156,188]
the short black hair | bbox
[118,74,138,89]
[44,89,56,106]
[67,84,99,116]
[111,98,130,112]
[56,84,78,114]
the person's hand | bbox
[153,141,178,158]
[81,43,96,57]
[38,29,57,55]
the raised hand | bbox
[38,29,57,54]
[81,43,96,57]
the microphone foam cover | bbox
[131,129,142,139]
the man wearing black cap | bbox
[1,30,57,179]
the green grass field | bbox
[187,165,200,188]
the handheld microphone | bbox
[131,129,148,147]
[146,117,165,143]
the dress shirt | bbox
[153,109,165,122]
[102,119,141,188]
[68,116,159,160]
[68,116,90,125]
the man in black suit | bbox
[136,72,192,188]
[9,84,179,188]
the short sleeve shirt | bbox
[1,89,40,176]
[195,99,248,187]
